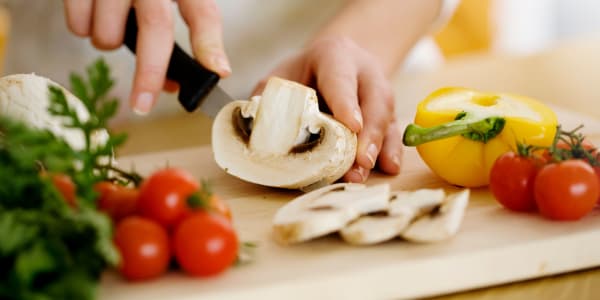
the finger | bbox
[178,0,231,77]
[343,163,370,183]
[377,120,404,175]
[130,0,174,115]
[354,69,395,170]
[91,0,132,49]
[63,0,94,37]
[314,56,363,133]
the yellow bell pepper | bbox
[403,87,558,187]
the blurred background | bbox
[0,0,599,121]
[0,0,600,156]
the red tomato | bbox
[137,168,200,228]
[534,160,599,221]
[51,173,77,208]
[95,182,140,222]
[173,212,238,277]
[114,216,170,281]
[489,152,539,212]
[185,192,233,222]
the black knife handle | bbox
[123,9,219,112]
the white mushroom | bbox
[340,189,446,245]
[0,73,107,150]
[401,189,470,243]
[212,77,357,189]
[273,183,390,244]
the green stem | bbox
[403,112,506,146]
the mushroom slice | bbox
[0,73,108,150]
[340,189,445,245]
[401,189,470,243]
[212,77,357,189]
[273,183,390,245]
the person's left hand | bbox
[253,36,403,183]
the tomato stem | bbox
[403,112,505,146]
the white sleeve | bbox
[430,0,461,32]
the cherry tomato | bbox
[51,173,77,208]
[173,212,238,277]
[185,192,233,222]
[534,160,599,221]
[114,216,170,281]
[137,168,200,228]
[95,182,140,222]
[489,152,539,212]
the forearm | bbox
[311,0,443,77]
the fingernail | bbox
[133,92,153,115]
[353,109,363,130]
[213,55,231,74]
[366,143,378,168]
[392,154,402,168]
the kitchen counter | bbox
[111,37,600,299]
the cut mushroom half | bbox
[212,77,357,189]
[273,183,390,245]
[401,189,470,243]
[340,189,446,245]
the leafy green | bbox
[0,58,126,300]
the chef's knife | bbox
[123,9,232,116]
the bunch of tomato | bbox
[490,126,600,221]
[95,168,238,281]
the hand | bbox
[253,37,403,183]
[63,0,231,114]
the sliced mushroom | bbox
[401,189,470,243]
[273,183,390,245]
[212,77,357,189]
[340,189,445,245]
[0,73,107,150]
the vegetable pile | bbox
[490,126,600,221]
[0,59,240,300]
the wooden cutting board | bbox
[99,110,600,300]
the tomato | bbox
[114,216,170,281]
[489,152,540,212]
[534,160,599,221]
[95,182,140,222]
[137,168,200,228]
[185,192,233,222]
[51,173,77,208]
[173,212,238,277]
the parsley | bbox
[0,58,129,300]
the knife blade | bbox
[123,9,233,117]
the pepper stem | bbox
[403,112,506,146]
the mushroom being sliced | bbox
[212,77,357,189]
[0,73,107,150]
[401,189,470,243]
[273,183,390,245]
[340,189,446,245]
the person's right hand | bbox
[63,0,231,114]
